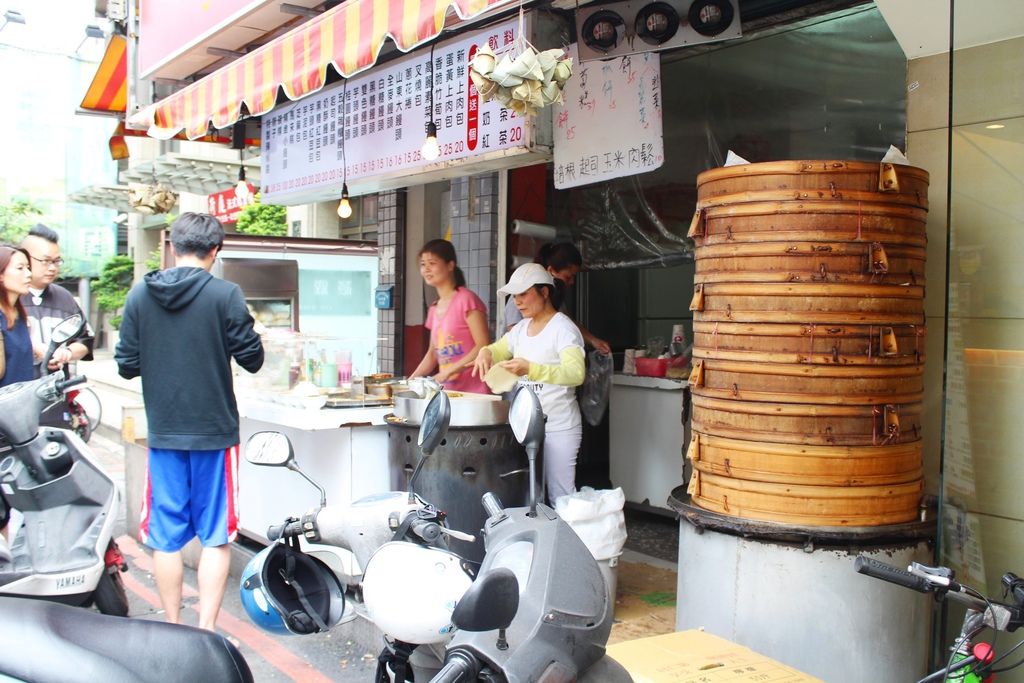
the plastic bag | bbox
[580,349,613,426]
[554,486,627,560]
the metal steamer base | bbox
[670,488,936,682]
[387,418,531,564]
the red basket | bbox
[634,357,668,377]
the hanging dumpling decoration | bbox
[127,182,178,215]
[469,42,573,118]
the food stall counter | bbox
[609,373,689,514]
[236,396,393,545]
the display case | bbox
[213,257,299,330]
[246,297,294,329]
[234,332,386,402]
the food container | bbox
[392,391,509,426]
[634,357,668,378]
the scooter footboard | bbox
[4,457,116,574]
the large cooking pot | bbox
[392,391,509,426]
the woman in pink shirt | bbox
[410,239,491,394]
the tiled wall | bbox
[448,173,500,335]
[376,190,405,375]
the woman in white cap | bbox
[503,242,610,355]
[472,263,585,502]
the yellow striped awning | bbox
[80,34,128,114]
[128,0,513,140]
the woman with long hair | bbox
[410,239,491,394]
[0,244,34,541]
[504,242,610,354]
[474,263,586,502]
[1,245,34,388]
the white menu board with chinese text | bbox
[261,18,533,204]
[552,45,664,189]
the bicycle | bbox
[856,556,1024,682]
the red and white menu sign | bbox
[260,18,527,204]
[207,185,255,225]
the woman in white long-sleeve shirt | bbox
[473,263,585,503]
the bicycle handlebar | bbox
[855,556,933,593]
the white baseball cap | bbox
[498,263,555,296]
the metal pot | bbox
[392,391,509,426]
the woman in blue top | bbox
[0,244,34,541]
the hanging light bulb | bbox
[234,165,250,200]
[337,183,353,219]
[421,121,440,161]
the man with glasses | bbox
[20,224,95,377]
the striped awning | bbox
[80,34,128,114]
[128,0,513,140]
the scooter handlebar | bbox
[429,649,481,683]
[267,520,304,542]
[56,375,87,394]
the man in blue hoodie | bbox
[115,213,264,632]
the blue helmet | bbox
[239,542,346,636]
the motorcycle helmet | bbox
[361,542,473,645]
[239,541,346,636]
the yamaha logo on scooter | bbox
[55,573,86,591]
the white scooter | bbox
[0,314,128,615]
[240,387,633,682]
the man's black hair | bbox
[170,213,225,257]
[27,223,60,244]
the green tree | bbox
[92,255,135,329]
[235,192,287,236]
[0,200,44,244]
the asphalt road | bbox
[89,432,381,682]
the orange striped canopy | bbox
[128,0,514,140]
[80,34,128,113]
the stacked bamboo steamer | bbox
[685,160,929,527]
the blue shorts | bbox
[140,446,240,552]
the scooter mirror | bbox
[244,431,294,467]
[452,566,519,632]
[40,314,86,373]
[508,386,544,450]
[416,390,451,456]
[50,314,84,345]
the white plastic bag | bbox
[554,486,627,560]
[580,349,613,426]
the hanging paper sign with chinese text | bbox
[552,45,664,189]
[261,18,535,205]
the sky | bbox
[0,0,108,59]
[0,0,119,275]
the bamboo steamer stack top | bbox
[685,160,929,527]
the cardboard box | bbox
[606,629,825,682]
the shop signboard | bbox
[261,17,545,205]
[552,45,664,189]
[207,186,256,225]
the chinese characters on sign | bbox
[552,45,664,189]
[207,186,255,224]
[261,19,530,204]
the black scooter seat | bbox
[0,597,254,683]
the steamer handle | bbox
[854,556,932,593]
